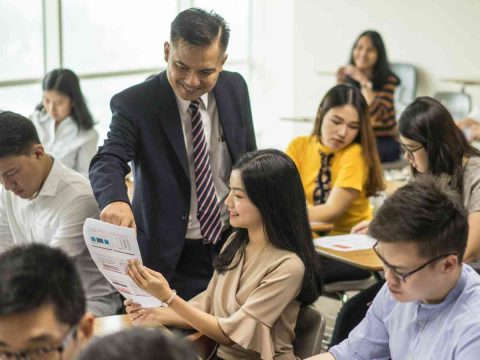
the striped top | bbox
[369,74,399,137]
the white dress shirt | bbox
[30,110,99,178]
[0,159,119,316]
[174,92,231,240]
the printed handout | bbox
[83,218,163,308]
[314,234,376,252]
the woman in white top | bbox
[31,69,98,177]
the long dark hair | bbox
[312,84,385,196]
[214,149,322,305]
[399,97,480,191]
[37,68,94,130]
[347,30,399,90]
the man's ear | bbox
[220,53,228,68]
[442,255,459,274]
[77,312,95,343]
[164,41,170,63]
[32,144,45,159]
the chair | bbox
[293,305,326,358]
[434,91,472,120]
[390,63,418,117]
[323,275,378,304]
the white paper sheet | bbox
[83,218,163,308]
[314,234,376,252]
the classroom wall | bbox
[257,0,480,149]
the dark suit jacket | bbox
[89,70,256,278]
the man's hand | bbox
[100,201,136,228]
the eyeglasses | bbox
[373,241,457,283]
[0,326,77,360]
[400,143,423,159]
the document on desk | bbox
[83,218,163,308]
[314,234,376,252]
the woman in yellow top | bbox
[287,84,384,283]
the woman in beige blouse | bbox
[126,149,322,359]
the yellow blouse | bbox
[286,136,372,234]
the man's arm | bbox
[89,94,137,227]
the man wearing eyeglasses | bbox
[308,175,480,360]
[0,244,93,360]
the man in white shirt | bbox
[0,111,120,316]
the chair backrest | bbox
[434,91,472,120]
[293,305,326,358]
[390,62,418,117]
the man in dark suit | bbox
[89,8,256,300]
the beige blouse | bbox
[189,236,305,360]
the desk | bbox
[385,180,407,196]
[310,221,334,233]
[94,314,133,336]
[315,245,382,271]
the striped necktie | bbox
[189,100,222,244]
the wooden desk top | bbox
[316,245,383,271]
[93,314,133,337]
[310,222,334,233]
[385,180,407,196]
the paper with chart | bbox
[83,218,163,308]
[314,234,376,252]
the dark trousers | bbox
[321,256,371,284]
[170,230,231,301]
[376,136,400,163]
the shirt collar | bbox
[34,158,63,199]
[315,137,335,155]
[175,93,210,116]
[417,264,468,311]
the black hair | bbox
[0,244,86,326]
[312,84,385,196]
[347,30,399,90]
[0,111,40,158]
[37,68,95,130]
[170,8,230,53]
[77,328,197,360]
[214,149,322,305]
[369,175,467,262]
[399,96,480,192]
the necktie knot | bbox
[189,100,200,112]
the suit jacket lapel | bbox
[213,73,244,165]
[156,72,190,179]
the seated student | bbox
[30,68,98,178]
[287,84,384,283]
[337,30,401,162]
[308,175,480,360]
[125,149,322,360]
[78,328,197,360]
[0,244,94,360]
[0,111,120,316]
[330,96,480,346]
